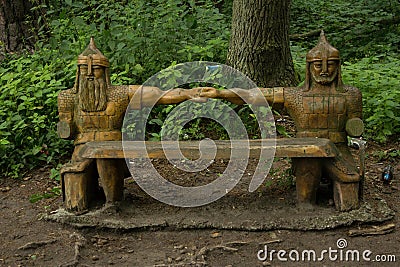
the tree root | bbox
[60,232,86,267]
[18,239,57,250]
[348,223,396,237]
[259,239,282,245]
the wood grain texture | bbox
[79,138,339,159]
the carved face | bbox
[78,65,107,112]
[310,60,338,85]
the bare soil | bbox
[0,139,399,267]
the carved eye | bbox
[80,67,88,75]
[327,60,337,66]
[314,62,322,69]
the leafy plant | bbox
[49,163,63,181]
[342,55,400,142]
[0,52,74,178]
[373,149,400,161]
[43,0,230,85]
[1,0,399,180]
[291,0,400,60]
[29,187,61,203]
[0,0,230,178]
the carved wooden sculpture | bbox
[58,38,209,212]
[287,32,363,211]
[199,31,364,211]
[58,32,363,212]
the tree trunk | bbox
[0,0,37,55]
[227,0,298,87]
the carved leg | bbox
[63,162,97,212]
[323,145,361,211]
[333,181,359,211]
[292,158,321,206]
[96,159,124,204]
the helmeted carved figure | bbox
[284,31,364,210]
[59,33,363,213]
[58,38,209,212]
[199,31,364,211]
[58,38,132,211]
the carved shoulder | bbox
[107,85,130,103]
[283,87,302,113]
[345,85,362,101]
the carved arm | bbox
[127,85,285,109]
[57,89,76,139]
[128,86,217,109]
[345,87,364,138]
[199,87,285,106]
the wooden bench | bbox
[63,137,354,211]
[60,36,364,214]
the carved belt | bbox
[74,131,122,145]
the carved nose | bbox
[321,60,328,75]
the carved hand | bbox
[57,121,73,139]
[198,87,219,98]
[345,118,364,137]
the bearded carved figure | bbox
[58,38,209,212]
[57,38,132,212]
[58,37,131,146]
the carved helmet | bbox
[73,37,111,93]
[77,37,109,68]
[304,31,344,91]
[306,30,340,62]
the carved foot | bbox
[333,181,359,211]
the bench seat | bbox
[80,138,339,160]
[62,138,359,212]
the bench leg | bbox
[293,158,321,206]
[333,181,359,211]
[97,159,124,204]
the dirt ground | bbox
[0,139,399,267]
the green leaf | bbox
[72,17,86,27]
[29,194,44,203]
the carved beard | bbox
[79,76,107,112]
[311,68,338,85]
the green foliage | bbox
[49,163,63,181]
[0,52,74,178]
[265,165,295,190]
[29,187,61,203]
[42,0,230,84]
[1,0,399,179]
[373,149,400,161]
[341,56,400,142]
[291,0,400,60]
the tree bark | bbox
[227,0,298,87]
[0,0,37,55]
